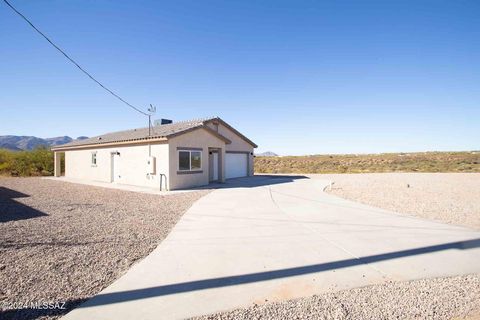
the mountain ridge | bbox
[0,135,88,151]
[256,151,279,157]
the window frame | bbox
[91,152,97,167]
[177,149,202,172]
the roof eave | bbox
[51,137,168,151]
[206,118,258,148]
[165,125,232,144]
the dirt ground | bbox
[321,173,480,230]
[0,177,208,320]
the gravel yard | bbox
[195,274,480,320]
[0,177,208,320]
[321,173,480,230]
[2,174,479,320]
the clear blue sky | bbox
[1,0,479,155]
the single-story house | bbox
[51,117,257,190]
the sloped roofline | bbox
[51,126,231,151]
[51,117,258,151]
[206,118,258,148]
[167,125,232,144]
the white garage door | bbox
[225,153,248,179]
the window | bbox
[178,151,190,171]
[191,151,201,170]
[178,150,202,171]
[91,152,97,166]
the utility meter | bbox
[147,156,156,174]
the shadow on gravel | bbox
[0,187,47,223]
[71,237,480,310]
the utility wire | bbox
[2,0,149,116]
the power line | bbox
[2,0,149,116]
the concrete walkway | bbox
[63,175,480,320]
[43,177,193,195]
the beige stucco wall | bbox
[168,128,226,190]
[62,122,255,190]
[206,122,255,176]
[65,142,169,190]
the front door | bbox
[212,152,219,181]
[111,153,121,182]
[209,151,219,182]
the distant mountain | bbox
[256,151,279,157]
[0,135,87,151]
[44,136,74,147]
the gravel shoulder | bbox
[0,177,208,320]
[320,173,480,230]
[195,274,480,320]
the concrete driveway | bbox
[64,175,480,320]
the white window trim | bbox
[91,151,97,167]
[177,150,202,171]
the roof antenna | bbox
[147,104,156,136]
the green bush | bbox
[0,147,55,176]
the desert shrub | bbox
[0,149,14,172]
[0,147,55,176]
[254,152,480,174]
